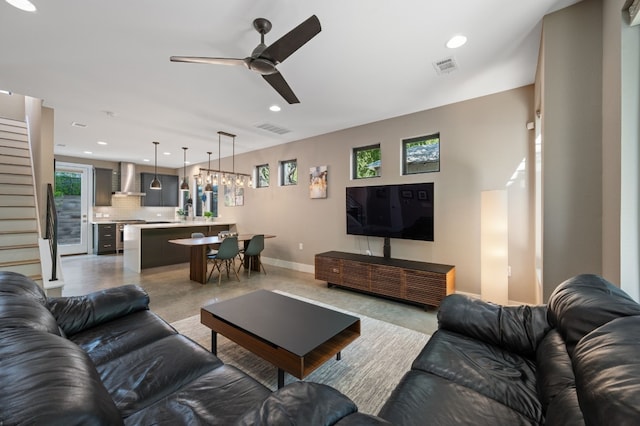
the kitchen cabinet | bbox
[140,173,179,207]
[93,168,113,206]
[93,223,116,254]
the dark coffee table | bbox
[200,290,361,388]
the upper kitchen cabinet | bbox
[140,173,179,207]
[94,167,113,206]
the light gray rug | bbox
[171,290,430,415]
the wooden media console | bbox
[315,251,455,308]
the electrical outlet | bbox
[95,212,103,218]
[366,249,372,256]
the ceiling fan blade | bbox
[260,15,321,64]
[262,71,300,104]
[170,56,248,67]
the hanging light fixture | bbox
[150,141,162,190]
[204,151,213,193]
[180,147,189,191]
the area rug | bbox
[170,290,430,415]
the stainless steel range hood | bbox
[112,162,146,196]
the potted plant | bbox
[203,211,214,222]
[176,208,187,222]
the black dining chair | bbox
[238,234,266,277]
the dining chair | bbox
[238,234,266,277]
[207,236,240,285]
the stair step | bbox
[0,117,27,128]
[0,137,29,149]
[0,155,30,167]
[0,131,28,142]
[0,232,38,246]
[0,194,35,207]
[0,246,40,264]
[0,183,34,195]
[0,173,32,185]
[0,145,29,158]
[0,206,37,219]
[0,261,42,277]
[0,122,28,134]
[0,218,37,232]
[0,164,32,175]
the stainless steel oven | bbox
[115,220,145,252]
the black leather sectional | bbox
[1,271,639,425]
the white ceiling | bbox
[0,0,580,169]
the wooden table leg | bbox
[190,245,207,284]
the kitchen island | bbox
[123,221,236,273]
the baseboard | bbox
[261,257,315,274]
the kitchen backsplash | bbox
[93,196,176,221]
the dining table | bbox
[168,234,275,284]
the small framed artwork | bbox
[309,166,328,199]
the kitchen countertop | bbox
[128,221,236,229]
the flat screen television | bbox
[346,182,434,241]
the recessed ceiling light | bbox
[269,105,281,112]
[83,151,93,154]
[446,35,467,49]
[143,159,150,162]
[5,0,37,12]
[163,152,171,156]
[97,141,108,145]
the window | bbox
[280,159,297,186]
[256,164,270,188]
[353,144,381,179]
[402,133,440,175]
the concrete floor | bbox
[60,254,439,335]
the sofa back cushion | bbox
[535,329,577,417]
[547,274,640,357]
[0,297,61,335]
[0,328,123,425]
[0,271,48,304]
[572,315,640,425]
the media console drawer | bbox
[315,251,455,308]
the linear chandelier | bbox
[196,131,253,190]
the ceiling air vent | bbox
[255,122,291,135]
[433,56,459,75]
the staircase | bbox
[0,117,43,286]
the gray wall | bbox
[541,0,604,300]
[215,86,536,302]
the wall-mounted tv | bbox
[346,182,434,242]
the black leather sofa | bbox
[3,271,640,425]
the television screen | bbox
[346,183,434,241]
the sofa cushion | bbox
[547,274,640,357]
[0,296,62,335]
[411,329,542,423]
[572,315,640,425]
[123,364,271,425]
[378,370,536,426]
[0,271,48,305]
[437,294,550,358]
[0,328,123,425]
[49,284,150,336]
[237,382,358,426]
[535,329,575,414]
[69,309,177,365]
[544,387,584,426]
[97,334,224,416]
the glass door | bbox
[54,162,91,255]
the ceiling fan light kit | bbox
[170,15,321,104]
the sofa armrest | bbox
[437,294,550,357]
[237,382,358,425]
[48,285,150,336]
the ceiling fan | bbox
[170,15,321,104]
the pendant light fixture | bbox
[180,147,189,191]
[150,141,162,190]
[204,151,213,193]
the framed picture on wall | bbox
[309,166,328,199]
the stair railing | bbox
[45,183,58,282]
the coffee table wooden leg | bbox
[211,330,217,355]
[278,368,285,389]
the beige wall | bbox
[540,0,604,300]
[0,92,25,120]
[212,86,536,301]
